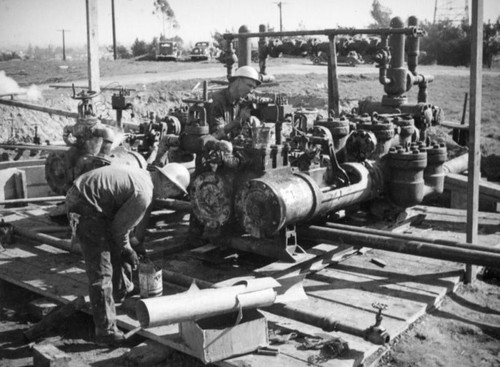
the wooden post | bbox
[465,0,483,284]
[86,0,100,92]
[327,35,340,117]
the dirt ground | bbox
[0,58,500,367]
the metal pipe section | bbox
[443,153,469,174]
[14,227,78,253]
[0,98,78,119]
[236,162,383,237]
[323,222,500,255]
[223,26,422,40]
[406,16,420,74]
[385,17,408,97]
[268,303,390,345]
[238,25,252,67]
[297,225,500,268]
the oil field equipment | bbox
[173,16,469,261]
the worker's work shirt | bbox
[71,165,154,249]
[206,88,251,139]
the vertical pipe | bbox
[327,35,339,117]
[238,25,251,67]
[258,24,268,75]
[111,0,117,60]
[406,16,419,74]
[86,0,100,92]
[465,0,483,283]
[62,30,66,61]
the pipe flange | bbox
[191,172,233,229]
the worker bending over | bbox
[66,163,190,345]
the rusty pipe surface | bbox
[298,225,500,268]
[323,222,500,254]
[236,162,382,237]
[0,98,78,119]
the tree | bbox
[368,0,392,29]
[153,0,179,38]
[131,38,148,57]
[419,19,470,66]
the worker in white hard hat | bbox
[207,65,262,140]
[65,162,190,346]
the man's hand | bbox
[130,236,147,258]
[216,140,233,154]
[121,245,139,270]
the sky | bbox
[0,0,499,50]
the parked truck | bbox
[157,40,181,61]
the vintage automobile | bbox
[311,50,364,66]
[157,40,181,61]
[190,41,212,61]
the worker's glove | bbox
[121,245,139,270]
[216,140,233,154]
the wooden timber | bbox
[1,204,498,367]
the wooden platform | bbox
[1,203,499,367]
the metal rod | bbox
[14,227,77,253]
[223,26,421,40]
[298,225,500,268]
[323,222,500,254]
[0,98,78,118]
[0,196,65,205]
[0,143,69,151]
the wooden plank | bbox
[445,173,500,211]
[466,0,484,283]
[0,168,21,201]
[409,205,500,225]
[255,243,356,277]
[446,173,500,201]
[0,158,45,170]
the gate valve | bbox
[364,302,390,345]
[71,84,100,118]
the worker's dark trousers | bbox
[66,186,133,336]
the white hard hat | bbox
[156,163,190,195]
[229,66,261,85]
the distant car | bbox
[311,50,364,66]
[157,41,180,61]
[190,41,211,61]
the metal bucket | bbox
[138,260,163,298]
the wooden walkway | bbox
[1,203,499,367]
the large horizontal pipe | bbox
[224,27,422,40]
[0,98,78,119]
[14,227,77,253]
[443,153,469,174]
[298,225,500,268]
[0,143,69,151]
[267,303,390,345]
[324,222,500,254]
[154,198,192,212]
